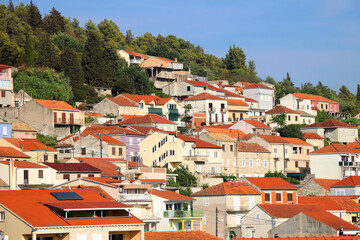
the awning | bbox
[148,108,163,116]
[122,184,152,189]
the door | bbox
[70,113,74,125]
[178,222,183,231]
[24,170,29,184]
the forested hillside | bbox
[0,1,359,117]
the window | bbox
[140,102,144,110]
[308,119,311,124]
[187,86,191,91]
[230,145,234,152]
[206,150,210,157]
[88,174,94,177]
[303,119,305,123]
[54,154,58,160]
[234,196,240,211]
[352,156,355,162]
[307,149,310,155]
[288,115,291,121]
[1,90,5,98]
[274,148,277,153]
[242,158,246,168]
[293,147,298,154]
[222,145,225,151]
[307,105,309,110]
[170,150,175,156]
[295,161,298,168]
[38,170,43,179]
[44,154,48,162]
[214,151,218,158]
[352,216,357,223]
[249,159,253,168]
[63,174,70,181]
[129,138,133,145]
[211,166,216,174]
[0,211,5,221]
[264,159,268,168]
[255,213,260,222]
[203,197,209,206]
[276,193,282,202]
[264,193,270,202]
[2,126,7,136]
[295,116,298,121]
[112,147,116,155]
[109,234,124,240]
[77,174,81,178]
[256,159,260,168]
[81,148,86,155]
[119,148,123,156]
[287,193,293,202]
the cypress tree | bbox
[26,0,42,29]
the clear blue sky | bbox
[7,0,360,93]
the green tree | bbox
[37,133,57,148]
[98,19,125,49]
[265,171,300,185]
[277,124,305,140]
[7,0,15,13]
[0,31,22,66]
[265,76,277,85]
[357,84,360,102]
[43,7,65,34]
[146,44,180,60]
[36,34,61,70]
[24,27,35,67]
[125,29,134,44]
[13,68,73,102]
[26,0,42,29]
[271,113,286,127]
[275,72,298,99]
[168,165,197,188]
[51,32,84,52]
[224,45,246,71]
[315,110,333,123]
[114,65,153,95]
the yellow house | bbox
[265,105,301,127]
[227,99,249,122]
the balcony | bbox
[129,59,142,64]
[163,210,204,218]
[208,107,216,112]
[183,156,208,163]
[220,108,227,113]
[54,118,83,125]
[120,194,152,201]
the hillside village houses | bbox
[1,60,360,240]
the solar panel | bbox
[50,192,83,200]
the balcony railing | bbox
[220,108,227,113]
[208,107,216,112]
[163,210,204,218]
[129,59,142,64]
[54,118,83,125]
[120,194,152,201]
[339,161,358,167]
[183,156,208,162]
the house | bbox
[0,137,58,163]
[239,177,298,204]
[303,132,324,150]
[150,188,203,232]
[265,105,302,127]
[118,49,149,65]
[227,99,249,122]
[268,211,360,237]
[310,143,360,179]
[11,121,37,138]
[175,80,224,99]
[298,177,340,196]
[183,92,228,126]
[43,162,102,181]
[0,99,84,137]
[145,231,222,240]
[301,119,358,144]
[0,64,14,107]
[93,86,112,97]
[0,159,51,190]
[280,93,340,117]
[0,118,11,138]
[242,83,274,111]
[192,182,261,239]
[73,157,125,179]
[231,120,271,135]
[241,204,323,238]
[330,176,360,196]
[245,97,266,122]
[193,125,245,139]
[0,189,144,240]
[118,114,178,132]
[14,89,32,107]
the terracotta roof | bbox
[0,189,142,227]
[107,95,138,107]
[122,49,149,59]
[90,134,125,145]
[243,120,271,129]
[84,177,124,185]
[222,89,243,98]
[227,99,248,106]
[298,196,360,212]
[183,92,225,101]
[206,132,235,141]
[3,138,57,151]
[127,161,148,168]
[120,114,141,120]
[177,134,222,149]
[302,119,357,129]
[76,185,116,201]
[348,141,360,149]
[302,211,360,231]
[129,126,175,135]
[311,143,360,154]
[138,179,167,183]
[0,146,31,158]
[43,163,101,172]
[238,142,270,153]
[120,94,159,104]
[236,236,360,240]
[146,231,222,240]
[245,97,258,103]
[283,137,312,146]
[149,189,194,200]
[58,134,74,142]
[204,127,246,139]
[74,157,123,177]
[81,125,144,136]
[184,80,222,92]
[33,99,79,111]
[332,176,360,187]
[312,178,340,190]
[192,182,260,196]
[291,93,338,103]
[303,133,324,139]
[266,105,300,114]
[85,113,103,117]
[258,204,323,218]
[0,64,11,70]
[0,160,46,168]
[11,122,36,132]
[117,114,176,125]
[245,177,297,190]
[243,83,272,90]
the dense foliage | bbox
[167,165,197,196]
[37,133,57,148]
[277,124,305,141]
[264,170,300,185]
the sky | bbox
[6,0,360,93]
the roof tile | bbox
[43,163,101,172]
[117,114,176,125]
[34,99,79,111]
[302,119,356,129]
[192,182,260,196]
[245,177,297,189]
[266,105,299,114]
[291,93,338,103]
[184,92,225,101]
[150,189,194,200]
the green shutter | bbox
[169,109,179,121]
[148,107,163,116]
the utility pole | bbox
[98,132,103,159]
[216,207,218,237]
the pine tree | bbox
[26,0,42,29]
[36,34,60,70]
[43,7,65,34]
[24,28,35,67]
[7,0,15,13]
[357,84,360,102]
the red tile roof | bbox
[291,93,338,103]
[185,80,222,92]
[302,119,357,129]
[266,105,299,114]
[222,89,243,98]
[311,143,360,154]
[129,126,175,135]
[0,64,11,70]
[43,163,101,172]
[227,99,248,106]
[107,95,138,106]
[0,160,46,168]
[204,127,246,139]
[84,177,124,185]
[332,176,360,187]
[238,142,270,153]
[120,94,159,104]
[183,92,225,101]
[122,49,149,59]
[312,178,340,190]
[90,134,125,145]
[245,177,297,190]
[58,134,75,142]
[74,157,123,177]
[3,138,57,151]
[192,182,260,196]
[283,137,312,146]
[139,179,167,183]
[81,125,144,136]
[245,97,258,103]
[0,189,142,227]
[348,141,360,149]
[149,189,194,200]
[236,236,360,240]
[302,211,360,231]
[243,120,271,129]
[146,231,223,240]
[298,196,360,212]
[243,83,272,90]
[127,161,148,168]
[117,114,176,125]
[0,147,30,158]
[303,132,324,139]
[258,204,323,218]
[85,112,103,117]
[177,134,222,148]
[34,99,79,111]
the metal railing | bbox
[163,210,204,218]
[183,156,208,162]
[54,118,83,125]
[120,194,152,201]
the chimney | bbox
[174,58,177,62]
[219,80,222,87]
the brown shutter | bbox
[54,112,57,123]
